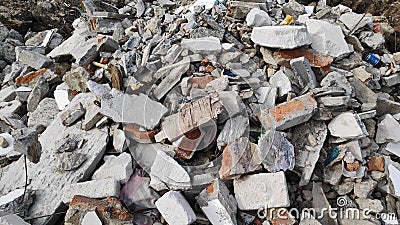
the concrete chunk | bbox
[27,98,59,128]
[0,86,16,102]
[328,112,368,139]
[62,178,120,203]
[181,37,222,54]
[290,57,317,90]
[306,19,352,57]
[155,191,197,225]
[375,114,400,144]
[0,214,30,225]
[234,172,290,210]
[60,102,85,127]
[261,93,317,130]
[27,76,49,112]
[18,50,52,70]
[246,8,273,27]
[12,127,42,163]
[251,26,312,49]
[92,152,133,183]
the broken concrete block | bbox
[82,104,102,131]
[321,72,353,96]
[290,57,317,90]
[27,76,49,112]
[246,8,273,27]
[62,178,120,203]
[269,70,291,96]
[113,128,128,152]
[234,172,290,210]
[355,198,383,213]
[306,19,352,57]
[251,26,312,49]
[0,100,22,117]
[60,102,85,127]
[217,115,248,147]
[155,191,197,225]
[64,195,132,225]
[181,37,221,54]
[318,96,350,107]
[54,88,70,110]
[377,97,400,116]
[0,214,30,225]
[27,98,59,129]
[12,128,42,163]
[101,90,168,130]
[82,211,102,225]
[312,182,338,225]
[124,124,155,144]
[362,33,385,49]
[18,50,52,70]
[0,86,16,102]
[375,114,400,144]
[196,180,238,225]
[381,74,400,87]
[354,179,376,198]
[92,152,133,183]
[351,78,377,104]
[0,188,34,217]
[56,152,87,171]
[339,12,371,32]
[261,93,317,131]
[328,112,368,139]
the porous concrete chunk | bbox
[12,128,42,163]
[27,76,49,112]
[261,93,317,131]
[251,26,312,49]
[306,19,352,57]
[321,72,353,96]
[155,191,197,225]
[290,57,317,90]
[18,50,52,70]
[0,86,16,102]
[101,90,168,130]
[328,112,368,139]
[181,37,222,54]
[82,211,102,225]
[375,114,400,144]
[269,70,291,96]
[56,152,87,171]
[233,172,290,210]
[62,178,120,203]
[0,214,30,225]
[92,152,133,183]
[246,8,273,27]
[355,198,383,213]
[60,102,85,127]
[196,180,238,225]
[28,98,59,128]
[0,93,109,222]
[354,179,376,198]
[0,100,22,117]
[381,74,400,87]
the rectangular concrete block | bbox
[234,172,290,210]
[62,178,120,203]
[251,26,311,49]
[18,50,53,70]
[155,191,197,225]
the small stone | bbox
[92,152,133,183]
[27,98,59,128]
[370,171,385,181]
[56,152,87,171]
[355,198,384,213]
[12,128,42,163]
[345,161,360,172]
[155,191,197,225]
[251,26,311,49]
[181,37,222,54]
[18,50,52,70]
[375,114,400,144]
[246,8,273,27]
[113,129,128,153]
[328,112,368,139]
[60,102,86,127]
[27,76,49,112]
[234,172,290,210]
[367,156,385,172]
[82,211,102,225]
[0,136,9,148]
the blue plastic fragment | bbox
[223,69,238,78]
[324,146,341,166]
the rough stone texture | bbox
[306,19,353,57]
[56,152,87,171]
[27,76,49,112]
[62,178,120,203]
[246,8,273,27]
[355,198,384,213]
[27,98,59,128]
[155,191,197,225]
[0,214,30,225]
[18,50,53,70]
[233,172,290,210]
[290,57,317,90]
[92,152,133,183]
[354,179,376,198]
[0,93,109,224]
[269,70,292,96]
[0,100,22,117]
[251,26,312,49]
[12,128,42,163]
[60,102,85,127]
[261,93,318,130]
[101,89,168,130]
[0,86,16,102]
[328,112,368,139]
[82,104,103,131]
[375,114,400,144]
[196,180,238,225]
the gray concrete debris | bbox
[0,86,16,102]
[234,172,290,210]
[27,76,49,112]
[0,214,30,225]
[60,102,86,127]
[217,114,249,147]
[27,98,59,129]
[62,178,120,203]
[82,103,102,130]
[328,112,368,139]
[375,114,400,144]
[306,19,353,58]
[246,8,274,27]
[101,89,168,130]
[18,50,52,70]
[0,100,22,117]
[269,70,292,96]
[155,191,197,225]
[355,198,384,213]
[12,127,42,163]
[82,211,102,225]
[312,182,338,225]
[196,179,238,225]
[56,152,87,171]
[181,37,222,54]
[113,128,128,153]
[251,26,312,49]
[92,152,133,183]
[290,57,317,90]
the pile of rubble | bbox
[0,0,400,224]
